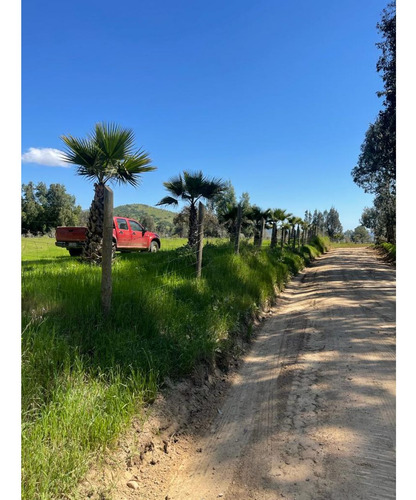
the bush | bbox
[309,235,330,253]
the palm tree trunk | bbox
[82,182,105,264]
[270,223,277,249]
[188,202,198,247]
[258,218,265,248]
[253,223,259,246]
[230,219,237,244]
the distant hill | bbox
[114,204,176,234]
[114,203,175,222]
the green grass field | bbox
[21,235,328,499]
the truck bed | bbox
[55,226,87,242]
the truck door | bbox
[128,219,147,249]
[115,218,131,248]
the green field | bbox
[21,235,328,499]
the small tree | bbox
[157,171,225,247]
[326,207,343,241]
[352,225,372,243]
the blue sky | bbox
[21,0,391,230]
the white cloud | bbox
[21,147,69,167]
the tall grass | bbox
[21,236,326,499]
[378,242,396,265]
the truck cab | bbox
[113,217,160,252]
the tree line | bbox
[352,1,396,244]
[21,181,85,235]
[22,175,371,246]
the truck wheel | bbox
[149,241,159,252]
[68,248,82,257]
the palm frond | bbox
[94,122,136,160]
[111,151,156,187]
[182,171,225,200]
[61,123,155,186]
[163,174,184,197]
[182,171,206,198]
[156,196,179,206]
[60,135,97,167]
[199,179,226,199]
[60,135,103,181]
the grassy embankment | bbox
[377,242,396,265]
[21,235,329,499]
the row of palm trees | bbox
[60,122,311,263]
[219,206,309,250]
[155,176,312,251]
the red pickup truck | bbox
[56,216,161,256]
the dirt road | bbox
[164,247,396,499]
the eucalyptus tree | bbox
[61,122,155,263]
[326,207,343,241]
[311,210,325,237]
[352,2,396,243]
[157,170,225,247]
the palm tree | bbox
[270,208,288,249]
[157,171,225,247]
[218,202,252,243]
[281,222,291,247]
[218,203,240,243]
[295,218,303,248]
[247,206,272,247]
[287,216,302,249]
[301,219,310,245]
[61,122,156,263]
